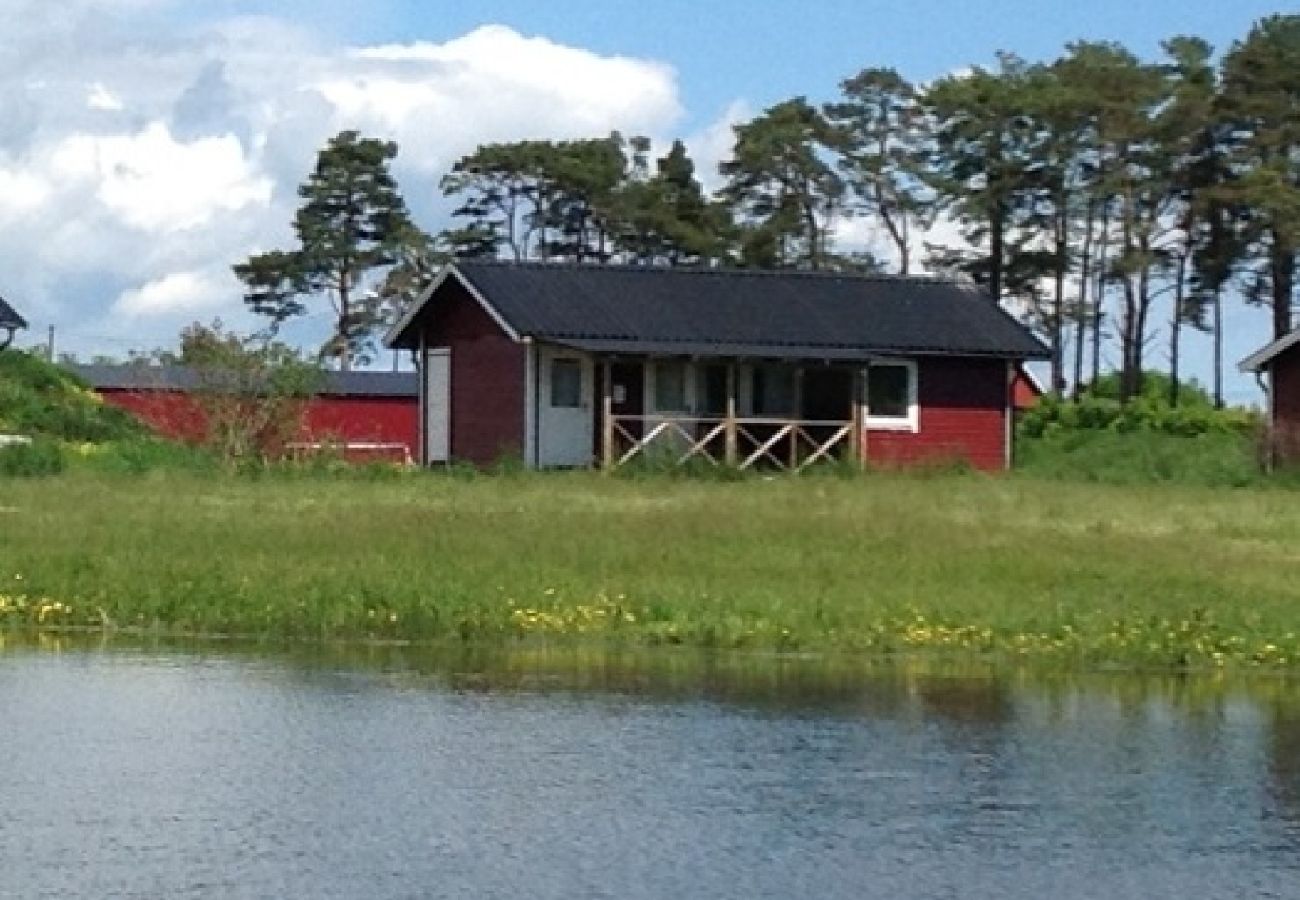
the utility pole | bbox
[46,325,54,362]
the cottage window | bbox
[753,364,795,416]
[550,358,582,408]
[654,361,687,411]
[866,361,918,431]
[699,365,729,416]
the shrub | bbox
[1016,429,1262,488]
[0,439,66,477]
[1019,374,1257,440]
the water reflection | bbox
[1,633,1299,899]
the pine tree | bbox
[1219,14,1300,339]
[825,67,932,275]
[234,131,423,369]
[720,98,844,268]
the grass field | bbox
[3,467,1299,669]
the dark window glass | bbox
[700,365,728,415]
[753,365,795,416]
[654,361,687,410]
[551,359,581,408]
[868,364,910,418]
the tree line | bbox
[236,14,1300,405]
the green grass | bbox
[0,351,145,442]
[3,467,1299,670]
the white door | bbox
[538,348,593,467]
[425,348,450,464]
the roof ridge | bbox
[454,258,964,286]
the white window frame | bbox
[866,360,919,432]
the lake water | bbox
[2,637,1299,899]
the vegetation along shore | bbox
[3,466,1299,670]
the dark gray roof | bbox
[389,262,1049,360]
[69,364,417,397]
[0,294,26,330]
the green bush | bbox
[0,439,66,477]
[77,439,218,476]
[1016,429,1263,488]
[1019,375,1257,440]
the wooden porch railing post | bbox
[601,358,614,470]
[858,366,870,470]
[848,368,862,466]
[724,363,738,467]
[791,367,804,469]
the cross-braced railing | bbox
[606,415,858,472]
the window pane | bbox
[868,365,909,418]
[754,365,795,416]
[551,359,581,408]
[654,361,686,410]
[700,365,728,415]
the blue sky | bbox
[183,0,1288,130]
[3,1,1290,402]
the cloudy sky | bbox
[0,0,1285,401]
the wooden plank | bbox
[724,363,738,466]
[740,424,793,470]
[601,359,613,470]
[678,422,726,466]
[796,425,851,471]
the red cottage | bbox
[71,364,419,463]
[386,262,1049,472]
[1240,329,1300,466]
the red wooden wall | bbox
[1272,343,1300,462]
[98,389,418,463]
[425,279,525,466]
[1011,366,1042,411]
[866,357,1009,472]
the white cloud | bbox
[86,82,123,111]
[684,100,750,192]
[0,167,50,217]
[319,25,682,173]
[114,270,231,318]
[50,123,272,232]
[0,14,688,356]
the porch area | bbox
[593,359,879,471]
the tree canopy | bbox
[234,130,426,369]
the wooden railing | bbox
[605,415,859,471]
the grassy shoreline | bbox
[3,469,1300,669]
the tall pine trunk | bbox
[1073,205,1096,398]
[1271,232,1295,339]
[1169,253,1187,407]
[1091,203,1111,390]
[1212,285,1224,409]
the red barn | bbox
[386,262,1049,472]
[1240,329,1300,465]
[71,364,418,463]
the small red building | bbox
[72,364,418,463]
[1011,365,1044,412]
[386,262,1049,472]
[1240,329,1300,465]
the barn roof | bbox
[69,364,417,397]
[0,294,26,331]
[1239,328,1300,373]
[386,261,1050,361]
